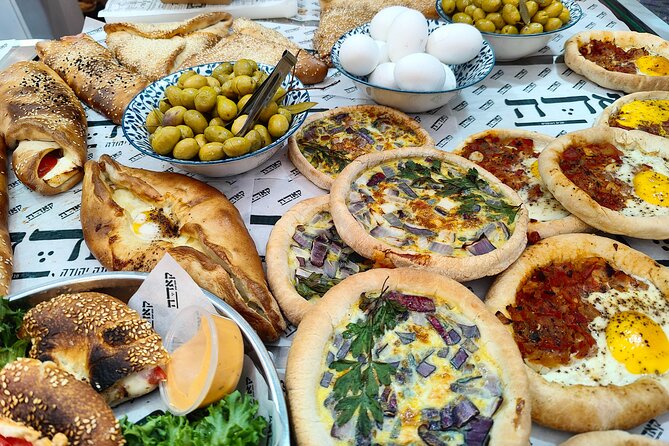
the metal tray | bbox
[8,271,290,446]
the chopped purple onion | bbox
[326,351,335,366]
[295,268,313,279]
[333,333,343,349]
[370,225,396,238]
[417,425,448,446]
[381,165,396,178]
[483,396,503,418]
[453,398,479,427]
[383,213,404,228]
[440,405,454,430]
[451,348,469,370]
[330,242,342,257]
[388,291,436,312]
[357,129,375,145]
[320,371,333,387]
[396,331,416,345]
[403,224,436,237]
[296,256,306,267]
[465,416,494,446]
[367,172,386,187]
[429,242,454,255]
[459,324,480,339]
[499,221,511,239]
[348,200,366,214]
[336,338,351,359]
[450,375,482,394]
[465,234,496,256]
[427,315,448,343]
[463,338,479,353]
[323,259,338,278]
[381,387,398,417]
[445,329,461,345]
[310,239,328,267]
[330,423,345,440]
[292,231,311,248]
[397,182,418,198]
[416,360,437,378]
[437,347,449,358]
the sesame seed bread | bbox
[0,358,124,446]
[0,416,68,446]
[0,139,11,297]
[0,61,87,196]
[103,12,232,39]
[36,34,150,125]
[19,292,169,407]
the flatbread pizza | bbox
[453,129,590,240]
[266,195,374,325]
[329,147,528,282]
[486,233,669,432]
[288,105,433,190]
[538,127,669,239]
[597,90,669,139]
[560,431,667,446]
[564,30,669,93]
[286,268,531,445]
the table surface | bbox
[2,1,669,444]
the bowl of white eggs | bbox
[331,6,495,113]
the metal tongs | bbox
[235,50,297,136]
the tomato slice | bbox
[147,366,167,385]
[0,434,33,446]
[37,151,61,178]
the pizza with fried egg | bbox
[564,30,669,93]
[453,129,591,241]
[538,127,669,239]
[286,268,531,445]
[329,147,528,282]
[597,90,669,139]
[486,233,669,432]
[288,105,433,190]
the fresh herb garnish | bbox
[296,273,342,300]
[301,143,354,174]
[0,299,28,369]
[328,281,406,437]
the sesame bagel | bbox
[0,416,68,446]
[0,358,124,446]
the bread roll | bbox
[0,416,68,446]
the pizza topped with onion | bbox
[597,91,669,139]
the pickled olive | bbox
[183,110,208,134]
[452,12,474,23]
[481,0,501,12]
[212,62,233,78]
[209,117,225,127]
[544,16,563,30]
[195,134,207,148]
[180,88,198,110]
[558,7,570,23]
[544,1,563,17]
[182,74,208,89]
[475,18,496,32]
[502,0,519,6]
[231,115,248,135]
[501,24,519,33]
[537,0,552,6]
[272,87,287,103]
[245,129,263,152]
[259,101,279,123]
[268,114,289,138]
[194,86,217,113]
[146,109,163,133]
[204,125,233,143]
[465,4,478,15]
[216,96,238,121]
[220,79,236,98]
[151,126,181,155]
[165,86,183,107]
[277,108,292,122]
[441,0,456,13]
[159,100,171,113]
[532,10,549,25]
[233,59,256,77]
[176,124,194,139]
[456,0,471,10]
[486,12,505,28]
[525,1,539,17]
[199,142,226,161]
[232,75,256,96]
[206,76,221,88]
[177,70,197,87]
[254,124,272,146]
[162,106,187,127]
[173,138,200,160]
[222,137,252,157]
[472,7,486,20]
[237,93,253,111]
[520,22,544,33]
[252,70,268,84]
[472,0,483,7]
[502,4,521,24]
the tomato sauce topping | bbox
[579,39,649,73]
[498,257,647,368]
[0,435,32,446]
[559,142,631,211]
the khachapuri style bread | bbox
[19,292,169,407]
[266,195,374,325]
[81,155,285,341]
[486,233,669,432]
[453,129,590,241]
[286,268,531,445]
[560,430,668,446]
[0,61,87,195]
[0,142,11,296]
[538,127,669,239]
[0,358,124,446]
[0,416,68,446]
[287,105,433,190]
[36,34,150,125]
[329,148,528,282]
[597,90,669,139]
[564,30,669,93]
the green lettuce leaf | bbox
[0,298,28,369]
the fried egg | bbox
[517,156,570,222]
[615,149,669,216]
[614,99,669,137]
[605,311,669,375]
[636,55,669,76]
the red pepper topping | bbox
[37,151,61,178]
[147,366,167,385]
[0,435,32,446]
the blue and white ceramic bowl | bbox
[331,20,495,113]
[122,62,310,178]
[436,0,583,61]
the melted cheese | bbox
[16,140,79,187]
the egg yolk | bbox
[633,170,669,207]
[530,160,540,180]
[615,100,669,137]
[636,55,669,76]
[131,211,159,238]
[605,311,669,375]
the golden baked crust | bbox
[0,141,12,296]
[453,128,591,239]
[286,268,531,445]
[0,358,123,446]
[537,127,669,239]
[103,12,232,38]
[329,147,528,282]
[486,233,669,432]
[564,30,669,93]
[560,431,667,446]
[287,105,433,190]
[81,155,285,341]
[596,90,669,138]
[0,416,68,446]
[0,61,87,195]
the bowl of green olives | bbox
[122,60,312,177]
[436,0,582,61]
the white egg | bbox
[426,24,483,65]
[386,9,428,62]
[394,53,445,91]
[338,34,380,76]
[442,64,457,90]
[369,62,398,89]
[375,40,389,63]
[369,6,410,41]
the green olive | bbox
[220,79,236,99]
[475,18,496,32]
[146,108,163,134]
[233,59,257,77]
[237,93,253,111]
[199,142,226,161]
[231,115,248,136]
[209,117,225,127]
[452,12,474,24]
[254,124,272,146]
[222,137,252,157]
[212,62,233,78]
[525,0,539,17]
[162,106,187,127]
[277,108,292,123]
[502,3,521,24]
[472,0,483,7]
[179,88,198,110]
[544,16,563,30]
[176,124,194,139]
[159,100,171,113]
[544,1,563,18]
[165,86,183,107]
[272,87,287,103]
[520,22,544,33]
[464,4,478,15]
[183,109,208,134]
[537,0,552,6]
[204,125,234,143]
[456,0,471,11]
[194,86,217,113]
[245,129,263,152]
[173,138,200,160]
[501,24,519,33]
[177,70,197,88]
[195,133,207,148]
[216,96,238,121]
[259,102,279,123]
[441,0,456,13]
[232,75,257,97]
[502,0,518,6]
[182,74,208,89]
[558,7,570,23]
[215,73,233,86]
[472,7,486,20]
[151,126,181,155]
[481,0,501,12]
[532,10,549,25]
[206,76,221,88]
[252,70,268,85]
[268,114,289,138]
[486,12,505,28]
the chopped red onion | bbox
[446,329,461,345]
[397,182,419,198]
[417,360,437,378]
[453,397,479,427]
[403,223,436,237]
[310,239,328,267]
[450,348,469,370]
[463,338,479,353]
[429,242,454,255]
[320,371,333,388]
[464,416,494,446]
[326,351,334,366]
[383,213,403,228]
[464,234,496,256]
[296,256,306,267]
[336,339,351,359]
[458,323,480,339]
[440,405,454,430]
[396,331,416,345]
[292,230,312,248]
[388,291,436,312]
[418,425,448,446]
[348,200,366,214]
[323,259,338,278]
[367,172,386,187]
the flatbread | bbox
[560,431,668,446]
[486,233,669,432]
[538,126,669,239]
[329,147,528,282]
[286,267,531,445]
[453,128,591,240]
[596,90,669,139]
[564,30,669,93]
[288,105,433,190]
